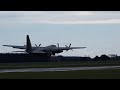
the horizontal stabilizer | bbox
[12,51,25,52]
[3,45,13,47]
[3,45,26,49]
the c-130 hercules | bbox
[3,35,86,56]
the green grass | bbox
[0,69,120,79]
[0,61,120,79]
[0,61,120,69]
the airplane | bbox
[3,35,86,56]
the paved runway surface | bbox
[0,66,120,73]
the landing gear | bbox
[47,54,51,57]
[47,52,52,57]
[52,52,55,55]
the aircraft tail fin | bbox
[26,35,32,53]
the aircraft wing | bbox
[32,49,46,53]
[3,45,26,49]
[69,47,86,49]
[57,47,86,50]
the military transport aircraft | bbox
[3,35,86,56]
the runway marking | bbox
[0,66,120,73]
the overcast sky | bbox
[0,11,120,57]
[0,11,120,24]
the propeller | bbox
[69,43,71,47]
[65,43,73,51]
[35,44,41,47]
[35,44,37,47]
[65,43,71,47]
[39,44,41,46]
[65,45,68,47]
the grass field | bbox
[0,69,120,79]
[0,61,120,69]
[0,61,120,79]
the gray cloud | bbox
[0,11,120,24]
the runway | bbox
[0,66,120,73]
